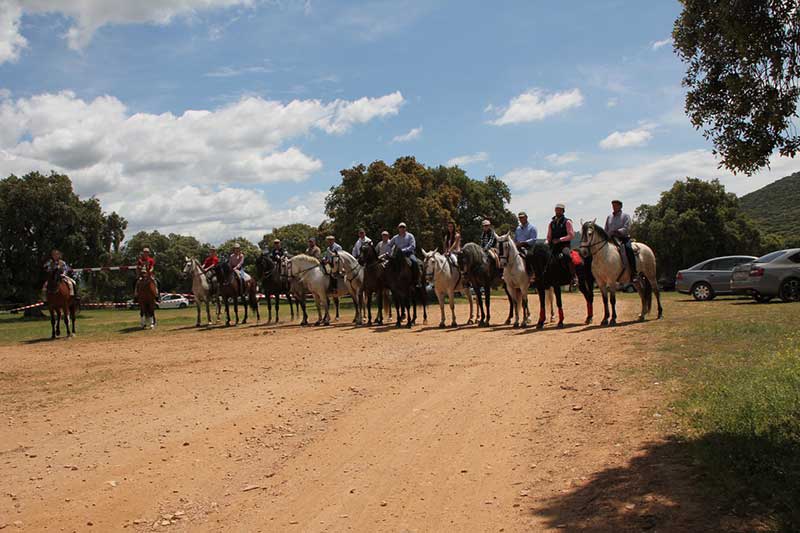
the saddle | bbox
[612,238,639,282]
[487,248,501,269]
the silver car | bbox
[676,255,757,301]
[730,248,800,303]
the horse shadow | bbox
[529,433,798,531]
[568,319,646,333]
[23,337,63,345]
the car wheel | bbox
[691,282,714,301]
[179,303,187,308]
[753,293,772,304]
[779,278,800,302]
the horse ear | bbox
[421,248,427,256]
[434,248,439,254]
[580,218,584,226]
[591,218,596,225]
[185,256,189,262]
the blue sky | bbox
[1,0,798,244]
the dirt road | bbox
[1,294,683,532]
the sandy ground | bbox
[0,294,704,532]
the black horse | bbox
[359,243,389,326]
[385,246,427,328]
[213,261,260,326]
[459,243,512,326]
[255,254,299,323]
[524,244,580,329]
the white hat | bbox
[398,222,407,228]
[482,219,491,226]
[233,243,241,248]
[555,203,565,210]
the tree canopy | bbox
[632,178,771,276]
[0,172,126,303]
[259,223,321,254]
[324,156,516,252]
[673,0,800,174]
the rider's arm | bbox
[562,220,575,243]
[619,214,631,238]
[402,234,416,254]
[546,224,553,244]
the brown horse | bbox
[46,269,76,338]
[137,271,158,329]
[214,262,260,326]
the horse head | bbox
[256,253,275,279]
[421,248,439,281]
[182,256,195,278]
[579,218,600,258]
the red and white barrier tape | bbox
[76,265,138,274]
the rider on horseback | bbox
[547,203,575,274]
[514,211,538,274]
[43,249,77,296]
[270,239,285,262]
[443,221,461,267]
[605,200,637,282]
[480,219,501,268]
[228,243,251,296]
[352,229,372,260]
[389,222,422,285]
[323,235,343,290]
[377,231,392,258]
[202,246,219,273]
[305,237,321,260]
[135,247,160,301]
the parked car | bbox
[157,294,190,309]
[676,255,758,301]
[730,248,800,303]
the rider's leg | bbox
[624,240,637,281]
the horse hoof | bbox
[557,322,564,329]
[536,322,544,330]
[513,322,519,329]
[451,321,457,328]
[600,319,608,326]
[406,323,413,329]
[504,319,511,326]
[466,319,474,325]
[609,319,617,326]
[585,317,592,325]
[637,316,645,322]
[439,322,446,329]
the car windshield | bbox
[755,251,785,263]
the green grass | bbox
[656,297,800,531]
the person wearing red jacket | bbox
[202,247,219,273]
[135,247,159,301]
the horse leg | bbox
[224,298,231,326]
[485,286,492,326]
[600,286,610,326]
[654,281,663,319]
[333,297,340,321]
[609,290,617,326]
[63,304,71,337]
[50,307,56,339]
[196,302,201,327]
[70,302,77,334]
[580,275,594,324]
[465,285,474,325]
[406,294,413,328]
[504,285,514,326]
[555,286,564,328]
[536,285,546,329]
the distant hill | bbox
[740,171,800,241]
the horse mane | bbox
[584,221,610,241]
[290,254,320,269]
[461,243,485,267]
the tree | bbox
[123,231,206,294]
[102,212,128,253]
[0,171,110,303]
[218,237,260,277]
[259,223,319,254]
[633,178,767,277]
[325,156,516,252]
[673,1,800,174]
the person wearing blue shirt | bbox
[514,211,538,251]
[389,222,420,266]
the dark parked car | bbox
[676,255,757,301]
[730,248,800,303]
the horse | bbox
[579,221,663,325]
[136,270,158,329]
[458,243,512,326]
[496,233,531,328]
[359,242,390,326]
[422,249,474,328]
[45,269,76,338]
[183,257,221,326]
[287,254,331,326]
[213,262,260,326]
[385,246,427,328]
[331,251,366,325]
[523,243,574,329]
[255,254,299,323]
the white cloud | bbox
[0,0,27,63]
[606,97,619,108]
[506,150,800,233]
[0,0,254,57]
[489,88,584,126]
[652,38,673,50]
[391,126,422,143]
[447,151,488,167]
[0,89,404,241]
[545,152,579,166]
[599,124,655,149]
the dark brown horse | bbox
[385,246,427,328]
[136,271,158,329]
[214,262,260,326]
[459,243,512,326]
[359,242,389,325]
[45,269,76,338]
[255,254,299,323]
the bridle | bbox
[579,226,609,256]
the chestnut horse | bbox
[45,269,76,338]
[137,271,158,329]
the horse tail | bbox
[642,276,653,316]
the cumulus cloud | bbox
[506,150,800,232]
[446,151,488,167]
[652,38,672,50]
[489,88,583,126]
[545,152,579,166]
[599,125,655,149]
[0,89,404,241]
[391,126,422,143]
[0,0,27,63]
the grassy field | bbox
[654,295,800,531]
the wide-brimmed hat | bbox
[233,243,241,249]
[142,247,151,253]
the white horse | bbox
[287,254,333,326]
[331,251,365,325]
[579,220,663,325]
[422,249,474,328]
[496,233,531,328]
[183,257,220,326]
